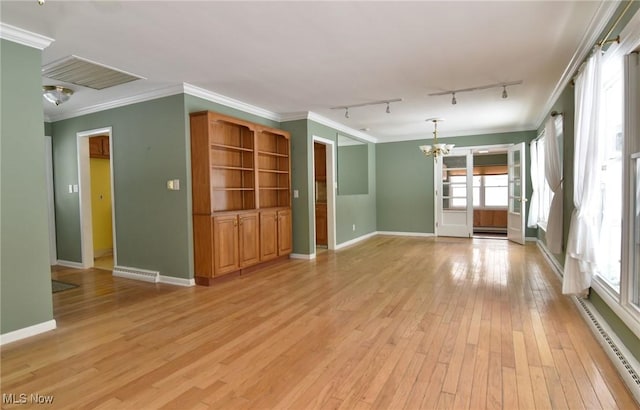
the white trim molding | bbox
[536,0,620,127]
[56,260,84,269]
[377,231,435,237]
[48,85,184,122]
[113,266,160,283]
[281,111,377,143]
[159,275,195,287]
[290,253,317,260]
[334,231,378,250]
[0,22,54,50]
[0,320,57,346]
[183,83,280,122]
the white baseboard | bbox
[335,231,378,250]
[536,240,563,280]
[376,231,435,237]
[56,260,83,269]
[0,319,57,346]
[112,265,159,283]
[290,253,316,260]
[159,275,195,287]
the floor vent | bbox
[575,297,640,400]
[112,266,159,283]
[42,55,144,90]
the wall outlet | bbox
[352,224,356,232]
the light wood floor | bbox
[1,236,637,409]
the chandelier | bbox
[419,118,454,158]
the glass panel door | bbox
[436,150,473,237]
[507,142,526,244]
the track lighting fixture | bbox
[331,98,402,118]
[429,80,522,104]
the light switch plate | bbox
[293,189,299,198]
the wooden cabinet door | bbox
[89,137,103,158]
[213,214,239,275]
[239,212,259,267]
[260,210,278,261]
[277,209,292,255]
[315,204,327,246]
[101,136,110,157]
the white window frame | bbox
[589,10,640,340]
[473,173,509,209]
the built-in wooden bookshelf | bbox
[190,111,291,285]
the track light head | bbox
[386,102,391,114]
[345,108,349,118]
[451,93,457,105]
[502,86,508,99]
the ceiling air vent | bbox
[42,55,144,90]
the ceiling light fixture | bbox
[331,98,402,118]
[429,80,522,103]
[42,85,73,106]
[419,118,454,159]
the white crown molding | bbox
[0,319,56,346]
[47,84,184,122]
[183,83,280,122]
[379,124,535,144]
[280,111,378,143]
[0,22,54,50]
[535,0,620,128]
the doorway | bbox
[312,136,336,252]
[435,143,525,244]
[471,149,509,239]
[77,127,117,269]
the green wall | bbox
[1,39,54,334]
[337,144,369,195]
[377,131,536,235]
[308,121,377,246]
[281,119,377,254]
[51,95,191,278]
[280,120,312,255]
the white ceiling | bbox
[1,1,608,142]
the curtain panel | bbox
[544,117,564,253]
[528,140,540,228]
[564,50,604,296]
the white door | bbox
[507,142,526,244]
[435,150,473,237]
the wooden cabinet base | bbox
[194,255,290,286]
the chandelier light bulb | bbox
[502,86,508,99]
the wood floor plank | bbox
[0,236,636,409]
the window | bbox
[596,51,624,290]
[473,174,508,208]
[531,136,554,229]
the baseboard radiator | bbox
[112,266,159,283]
[536,240,640,403]
[574,296,640,402]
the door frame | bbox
[312,135,336,250]
[434,148,473,237]
[44,135,57,265]
[434,143,514,237]
[77,127,117,269]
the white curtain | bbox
[544,117,564,253]
[564,50,603,296]
[528,140,540,228]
